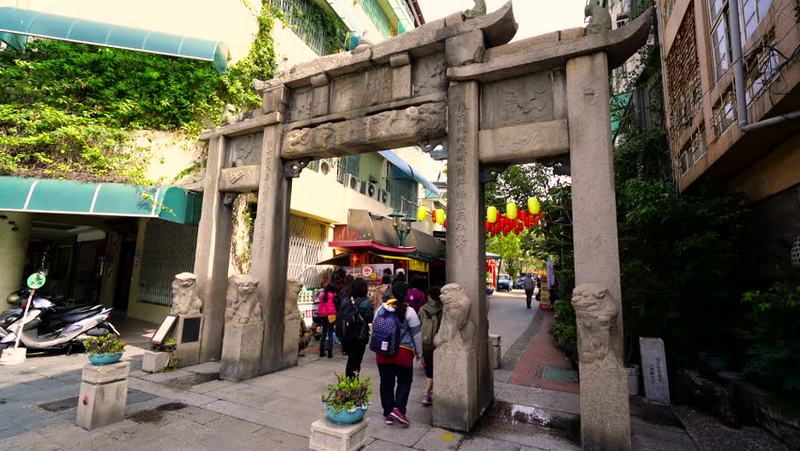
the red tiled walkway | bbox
[508,309,580,394]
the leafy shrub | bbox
[321,374,372,411]
[742,278,800,397]
[83,334,126,355]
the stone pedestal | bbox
[282,317,301,369]
[175,314,203,367]
[220,321,264,381]
[489,334,501,369]
[309,417,369,451]
[76,361,129,430]
[432,345,477,432]
[142,351,170,373]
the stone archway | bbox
[192,3,651,449]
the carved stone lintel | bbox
[283,158,312,178]
[282,102,447,159]
[170,273,203,315]
[584,1,612,34]
[220,165,260,192]
[433,283,476,351]
[225,275,262,325]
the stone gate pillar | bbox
[195,136,234,361]
[567,52,631,450]
[440,79,492,431]
[251,121,293,374]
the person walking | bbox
[342,278,373,377]
[406,276,427,313]
[371,281,422,427]
[418,286,442,406]
[523,273,535,309]
[316,284,337,358]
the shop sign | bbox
[409,259,429,272]
[362,266,373,277]
[27,272,46,289]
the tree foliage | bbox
[0,4,278,182]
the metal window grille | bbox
[337,156,361,183]
[287,215,329,289]
[361,0,393,38]
[791,236,800,267]
[138,220,198,306]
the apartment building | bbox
[0,0,443,322]
[655,0,800,270]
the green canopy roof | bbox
[0,7,228,73]
[0,177,201,225]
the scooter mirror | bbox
[6,292,20,305]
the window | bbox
[712,89,736,135]
[741,0,772,41]
[708,0,732,79]
[676,125,707,175]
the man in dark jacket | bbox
[523,273,536,309]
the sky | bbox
[417,0,587,41]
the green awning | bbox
[611,92,633,136]
[0,177,201,225]
[0,7,228,73]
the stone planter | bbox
[142,350,171,373]
[324,405,368,425]
[87,352,122,366]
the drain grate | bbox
[38,396,79,413]
[537,365,578,384]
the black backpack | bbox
[336,296,363,346]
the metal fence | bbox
[138,220,198,306]
[287,215,330,289]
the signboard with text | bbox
[640,337,670,405]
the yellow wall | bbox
[124,219,170,324]
[0,213,31,313]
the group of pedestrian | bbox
[315,267,443,428]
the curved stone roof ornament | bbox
[585,0,612,34]
[464,0,487,19]
[353,30,375,54]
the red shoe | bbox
[390,408,410,427]
[384,415,394,425]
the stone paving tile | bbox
[0,430,60,451]
[458,435,522,451]
[630,420,696,445]
[365,439,416,451]
[631,432,697,451]
[473,428,580,451]
[127,378,216,407]
[250,424,310,450]
[0,426,26,440]
[412,427,464,450]
[182,362,220,375]
[366,411,429,448]
[204,381,279,408]
[494,368,513,383]
[172,405,222,425]
[138,369,193,384]
[188,378,232,394]
[203,399,309,437]
[495,382,581,416]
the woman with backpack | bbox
[418,286,442,407]
[339,278,374,377]
[370,281,422,427]
[316,284,337,359]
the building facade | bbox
[655,0,800,272]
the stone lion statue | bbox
[284,278,303,321]
[585,0,612,34]
[433,283,476,350]
[170,272,202,315]
[225,275,262,325]
[571,283,619,365]
[464,0,486,19]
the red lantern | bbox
[514,222,524,234]
[485,221,491,233]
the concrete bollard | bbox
[142,351,171,373]
[489,334,502,369]
[76,361,130,430]
[309,417,370,451]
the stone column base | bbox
[432,345,478,432]
[175,314,204,367]
[220,321,264,381]
[489,334,501,369]
[282,317,301,369]
[76,361,129,430]
[309,417,369,451]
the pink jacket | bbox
[317,292,337,316]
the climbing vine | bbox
[0,4,278,182]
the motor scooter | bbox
[0,298,118,352]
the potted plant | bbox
[143,337,178,373]
[321,373,372,425]
[83,334,126,365]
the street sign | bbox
[26,272,46,290]
[362,266,373,277]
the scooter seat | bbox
[50,305,104,323]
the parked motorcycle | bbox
[0,298,118,352]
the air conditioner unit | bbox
[377,189,390,205]
[343,174,361,191]
[365,182,378,199]
[319,160,332,176]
